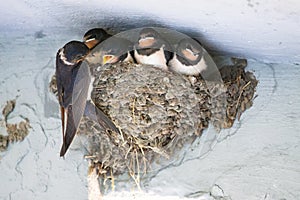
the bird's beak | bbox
[102,55,114,65]
[182,49,199,61]
[84,38,99,49]
[73,53,89,65]
[138,37,155,48]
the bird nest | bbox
[49,57,258,189]
[95,63,203,147]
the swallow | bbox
[56,41,120,157]
[134,28,173,70]
[98,36,135,65]
[83,28,111,50]
[168,37,207,76]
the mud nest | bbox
[50,57,258,186]
[0,99,31,152]
[191,58,258,131]
[83,58,258,184]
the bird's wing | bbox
[60,60,91,156]
[72,60,91,127]
[163,40,174,65]
[84,100,120,134]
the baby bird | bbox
[134,27,173,70]
[168,37,207,76]
[97,36,135,65]
[83,28,111,50]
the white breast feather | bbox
[169,54,207,76]
[134,47,168,70]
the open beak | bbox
[102,55,114,65]
[84,37,99,50]
[138,37,155,48]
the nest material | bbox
[49,74,58,96]
[49,57,258,188]
[0,99,31,152]
[94,63,202,147]
[88,58,257,182]
[81,63,204,181]
[217,58,258,128]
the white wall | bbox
[1,0,300,63]
[0,1,300,199]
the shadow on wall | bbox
[71,12,215,54]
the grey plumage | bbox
[56,40,119,157]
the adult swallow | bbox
[168,37,207,76]
[83,28,111,50]
[56,41,119,157]
[98,36,135,65]
[134,28,173,70]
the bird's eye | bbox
[72,55,83,63]
[86,34,95,39]
[76,55,83,60]
[186,44,192,50]
[186,48,194,55]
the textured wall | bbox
[1,1,300,199]
[1,0,300,63]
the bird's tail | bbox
[60,106,77,157]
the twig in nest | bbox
[118,127,125,143]
[132,136,169,158]
[135,150,140,187]
[131,96,136,124]
[85,155,97,159]
[103,173,108,186]
[236,81,251,109]
[125,145,133,159]
[137,145,148,175]
[143,145,169,158]
[126,136,149,176]
[128,149,142,191]
[109,168,115,192]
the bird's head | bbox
[83,28,110,49]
